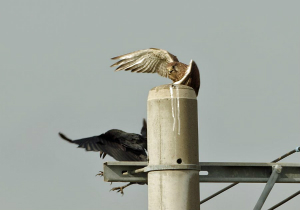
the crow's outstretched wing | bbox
[100,129,147,161]
[59,129,147,161]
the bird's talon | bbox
[96,171,104,177]
[110,186,124,195]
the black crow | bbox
[59,119,147,194]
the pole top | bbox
[148,84,197,100]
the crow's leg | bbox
[95,171,103,176]
[110,183,134,195]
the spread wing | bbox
[174,60,200,96]
[111,48,179,78]
[140,118,147,139]
[59,130,147,161]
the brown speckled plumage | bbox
[111,48,200,96]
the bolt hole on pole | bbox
[177,158,182,164]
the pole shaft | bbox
[147,84,200,210]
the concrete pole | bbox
[147,84,200,210]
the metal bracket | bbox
[103,162,300,183]
[123,164,200,175]
[272,164,282,173]
[254,165,282,210]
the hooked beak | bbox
[167,66,173,74]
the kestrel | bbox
[111,48,200,95]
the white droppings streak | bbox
[169,85,175,131]
[169,85,181,135]
[176,86,180,135]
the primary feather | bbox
[59,119,147,161]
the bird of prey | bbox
[111,48,200,95]
[59,119,147,194]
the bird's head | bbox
[167,63,177,74]
[167,62,180,82]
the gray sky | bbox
[1,1,299,209]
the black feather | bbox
[59,120,147,161]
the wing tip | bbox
[58,132,73,143]
[111,56,120,60]
[141,118,147,138]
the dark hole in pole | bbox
[122,170,127,174]
[177,158,182,164]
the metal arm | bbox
[200,146,300,205]
[254,165,282,210]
